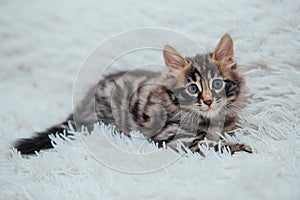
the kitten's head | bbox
[163,34,245,119]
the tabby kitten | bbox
[15,34,252,155]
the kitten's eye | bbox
[212,79,223,89]
[187,84,198,94]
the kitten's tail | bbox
[14,115,75,155]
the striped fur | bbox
[14,34,252,155]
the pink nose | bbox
[203,100,212,106]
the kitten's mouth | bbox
[205,107,213,112]
[202,104,214,112]
[197,106,213,114]
[194,103,220,118]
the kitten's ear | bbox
[213,34,235,67]
[163,45,187,71]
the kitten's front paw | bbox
[220,143,253,155]
[189,140,252,156]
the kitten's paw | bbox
[189,139,218,154]
[221,143,253,155]
[189,140,252,156]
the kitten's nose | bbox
[203,100,212,106]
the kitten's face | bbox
[163,34,244,119]
[175,55,241,118]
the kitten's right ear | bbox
[163,45,187,72]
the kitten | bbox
[14,34,252,155]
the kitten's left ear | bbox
[213,34,236,68]
[163,45,188,72]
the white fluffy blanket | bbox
[1,0,300,199]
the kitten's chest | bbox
[178,113,235,140]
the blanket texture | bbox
[1,0,300,199]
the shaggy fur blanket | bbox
[0,0,299,199]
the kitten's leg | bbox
[218,143,253,154]
[151,125,252,155]
[189,139,218,153]
[151,124,206,152]
[192,139,252,155]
